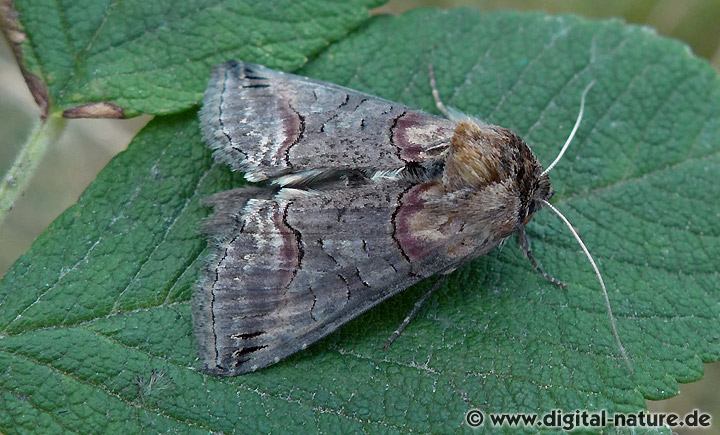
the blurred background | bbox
[1,0,718,427]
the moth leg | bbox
[428,64,473,122]
[428,64,451,118]
[384,277,446,350]
[517,226,567,288]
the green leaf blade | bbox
[1,8,719,432]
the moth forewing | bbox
[198,61,456,183]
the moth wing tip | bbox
[209,59,241,75]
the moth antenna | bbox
[541,200,633,372]
[428,64,451,118]
[541,81,595,176]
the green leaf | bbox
[7,0,384,117]
[2,8,719,432]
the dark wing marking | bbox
[193,182,468,375]
[199,61,455,182]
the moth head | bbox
[515,137,553,226]
[522,173,553,226]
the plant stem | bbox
[0,113,67,227]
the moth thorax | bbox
[443,121,505,190]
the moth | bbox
[194,61,628,376]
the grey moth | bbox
[194,61,625,376]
